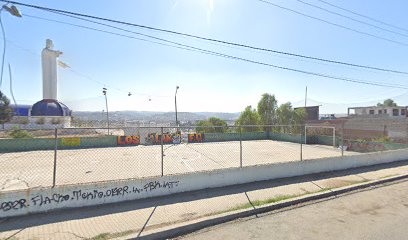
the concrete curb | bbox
[134,173,408,240]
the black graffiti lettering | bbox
[97,190,104,198]
[43,196,52,205]
[81,192,88,199]
[111,187,121,197]
[133,187,141,193]
[72,190,80,200]
[144,181,164,191]
[30,193,71,206]
[106,189,112,197]
[141,180,180,192]
[0,199,27,212]
[51,193,70,203]
[85,192,95,200]
[5,182,180,213]
[31,195,42,206]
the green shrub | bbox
[9,127,33,138]
[371,136,393,143]
[51,118,61,124]
[19,118,29,124]
[36,117,45,125]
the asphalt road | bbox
[178,180,408,240]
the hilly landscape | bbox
[72,111,240,123]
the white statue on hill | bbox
[41,39,62,100]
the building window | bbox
[393,109,399,116]
[378,110,382,114]
[384,109,387,114]
[369,110,375,115]
[401,109,406,116]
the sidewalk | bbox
[1,160,408,240]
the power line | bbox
[36,10,408,80]
[295,0,408,38]
[316,0,408,34]
[23,13,408,90]
[255,0,408,47]
[2,0,408,76]
[25,14,224,58]
[52,9,408,76]
[7,37,173,98]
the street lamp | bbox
[0,4,21,89]
[102,87,110,135]
[175,86,179,129]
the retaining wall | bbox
[0,136,117,152]
[345,140,408,153]
[1,148,407,218]
[204,132,268,142]
[2,132,406,153]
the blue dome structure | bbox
[31,99,72,116]
[10,104,31,116]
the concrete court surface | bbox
[179,179,408,240]
[1,160,407,240]
[0,140,358,191]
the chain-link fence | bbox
[1,123,407,192]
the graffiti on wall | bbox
[188,133,205,143]
[146,133,181,145]
[0,180,180,212]
[61,137,81,147]
[117,136,141,145]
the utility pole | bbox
[175,86,179,131]
[305,86,308,107]
[102,87,109,135]
[0,4,22,89]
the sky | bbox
[1,0,408,114]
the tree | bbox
[197,117,227,133]
[257,93,278,131]
[276,102,307,125]
[276,102,293,125]
[0,91,13,127]
[276,102,306,133]
[377,99,397,107]
[292,108,306,125]
[235,106,260,132]
[237,94,307,134]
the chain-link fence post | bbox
[341,122,345,157]
[239,126,243,168]
[383,124,387,139]
[52,128,58,187]
[404,123,408,144]
[161,127,164,176]
[300,125,303,161]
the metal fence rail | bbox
[0,123,407,192]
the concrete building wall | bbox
[350,106,407,118]
[344,117,408,141]
[307,118,408,142]
[2,116,72,130]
